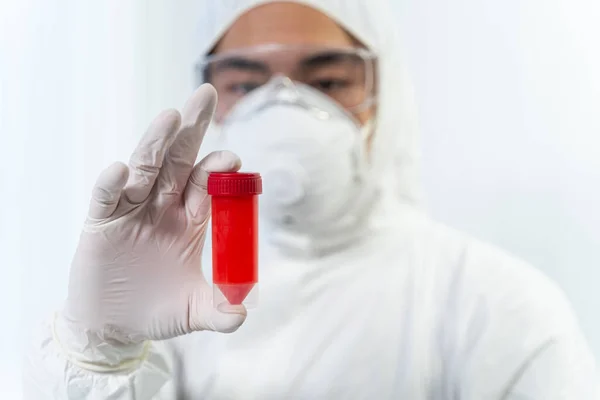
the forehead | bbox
[213,2,357,53]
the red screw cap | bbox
[208,172,262,196]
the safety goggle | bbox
[195,43,377,121]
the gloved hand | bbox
[61,84,247,345]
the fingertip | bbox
[216,302,247,316]
[218,150,242,171]
[135,109,182,159]
[185,151,242,213]
[199,83,218,99]
[154,108,182,134]
[182,84,218,127]
[212,302,248,333]
[157,107,181,120]
[100,161,130,188]
[89,161,130,219]
[161,108,182,126]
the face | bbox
[207,2,376,125]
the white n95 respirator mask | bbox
[212,78,377,253]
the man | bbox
[25,0,598,398]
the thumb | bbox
[207,302,248,333]
[190,297,247,334]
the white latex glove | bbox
[62,84,246,345]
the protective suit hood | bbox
[196,0,422,208]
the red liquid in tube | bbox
[207,172,262,306]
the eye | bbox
[227,82,263,95]
[310,79,350,92]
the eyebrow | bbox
[300,51,363,69]
[211,57,270,74]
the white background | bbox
[395,0,600,357]
[1,0,599,396]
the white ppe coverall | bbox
[25,0,598,398]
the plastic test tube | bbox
[207,172,262,307]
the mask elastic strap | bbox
[359,118,378,168]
